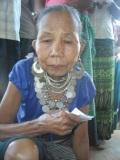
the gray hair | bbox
[37,5,82,39]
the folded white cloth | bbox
[71,108,94,121]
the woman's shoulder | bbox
[9,57,34,82]
[9,58,34,98]
[77,71,96,92]
[80,71,93,82]
[15,57,33,69]
[11,57,33,75]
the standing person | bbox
[90,0,120,140]
[20,0,46,59]
[0,0,21,99]
[20,0,37,59]
[0,5,96,160]
[45,0,100,146]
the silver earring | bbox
[73,58,85,79]
[32,60,45,79]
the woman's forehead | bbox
[38,11,77,32]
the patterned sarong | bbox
[80,14,99,145]
[93,39,115,140]
[45,141,76,160]
[42,134,76,160]
[80,14,96,116]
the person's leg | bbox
[93,39,115,140]
[0,39,20,100]
[6,40,20,73]
[88,117,99,146]
[4,138,39,160]
[0,39,8,100]
[0,136,49,160]
[20,38,34,59]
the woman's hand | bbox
[37,111,79,136]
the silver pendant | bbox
[42,105,50,113]
[66,91,74,99]
[39,97,46,105]
[49,101,56,108]
[56,102,64,109]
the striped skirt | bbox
[93,39,115,140]
[44,141,76,160]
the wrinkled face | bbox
[34,11,81,79]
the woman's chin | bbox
[47,72,68,79]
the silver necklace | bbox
[34,72,76,113]
[44,72,72,93]
[32,59,84,113]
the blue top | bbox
[9,58,96,123]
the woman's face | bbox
[35,11,81,78]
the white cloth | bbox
[90,5,114,39]
[0,0,21,41]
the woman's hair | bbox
[37,4,82,38]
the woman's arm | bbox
[0,82,48,140]
[0,120,48,140]
[73,106,90,160]
[0,111,80,140]
[0,82,21,123]
[0,83,79,139]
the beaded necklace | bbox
[32,59,84,113]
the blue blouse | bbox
[9,58,96,123]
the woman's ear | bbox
[80,40,86,56]
[32,40,36,50]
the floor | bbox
[90,130,120,160]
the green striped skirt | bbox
[93,39,115,140]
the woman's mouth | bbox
[48,65,66,69]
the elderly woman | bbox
[45,0,99,147]
[0,5,95,160]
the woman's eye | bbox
[42,39,52,43]
[64,40,72,44]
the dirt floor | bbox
[90,130,120,160]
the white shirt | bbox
[0,0,21,41]
[90,5,114,39]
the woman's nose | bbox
[50,41,63,56]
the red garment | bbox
[45,0,68,7]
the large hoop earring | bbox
[32,60,44,77]
[73,58,85,79]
